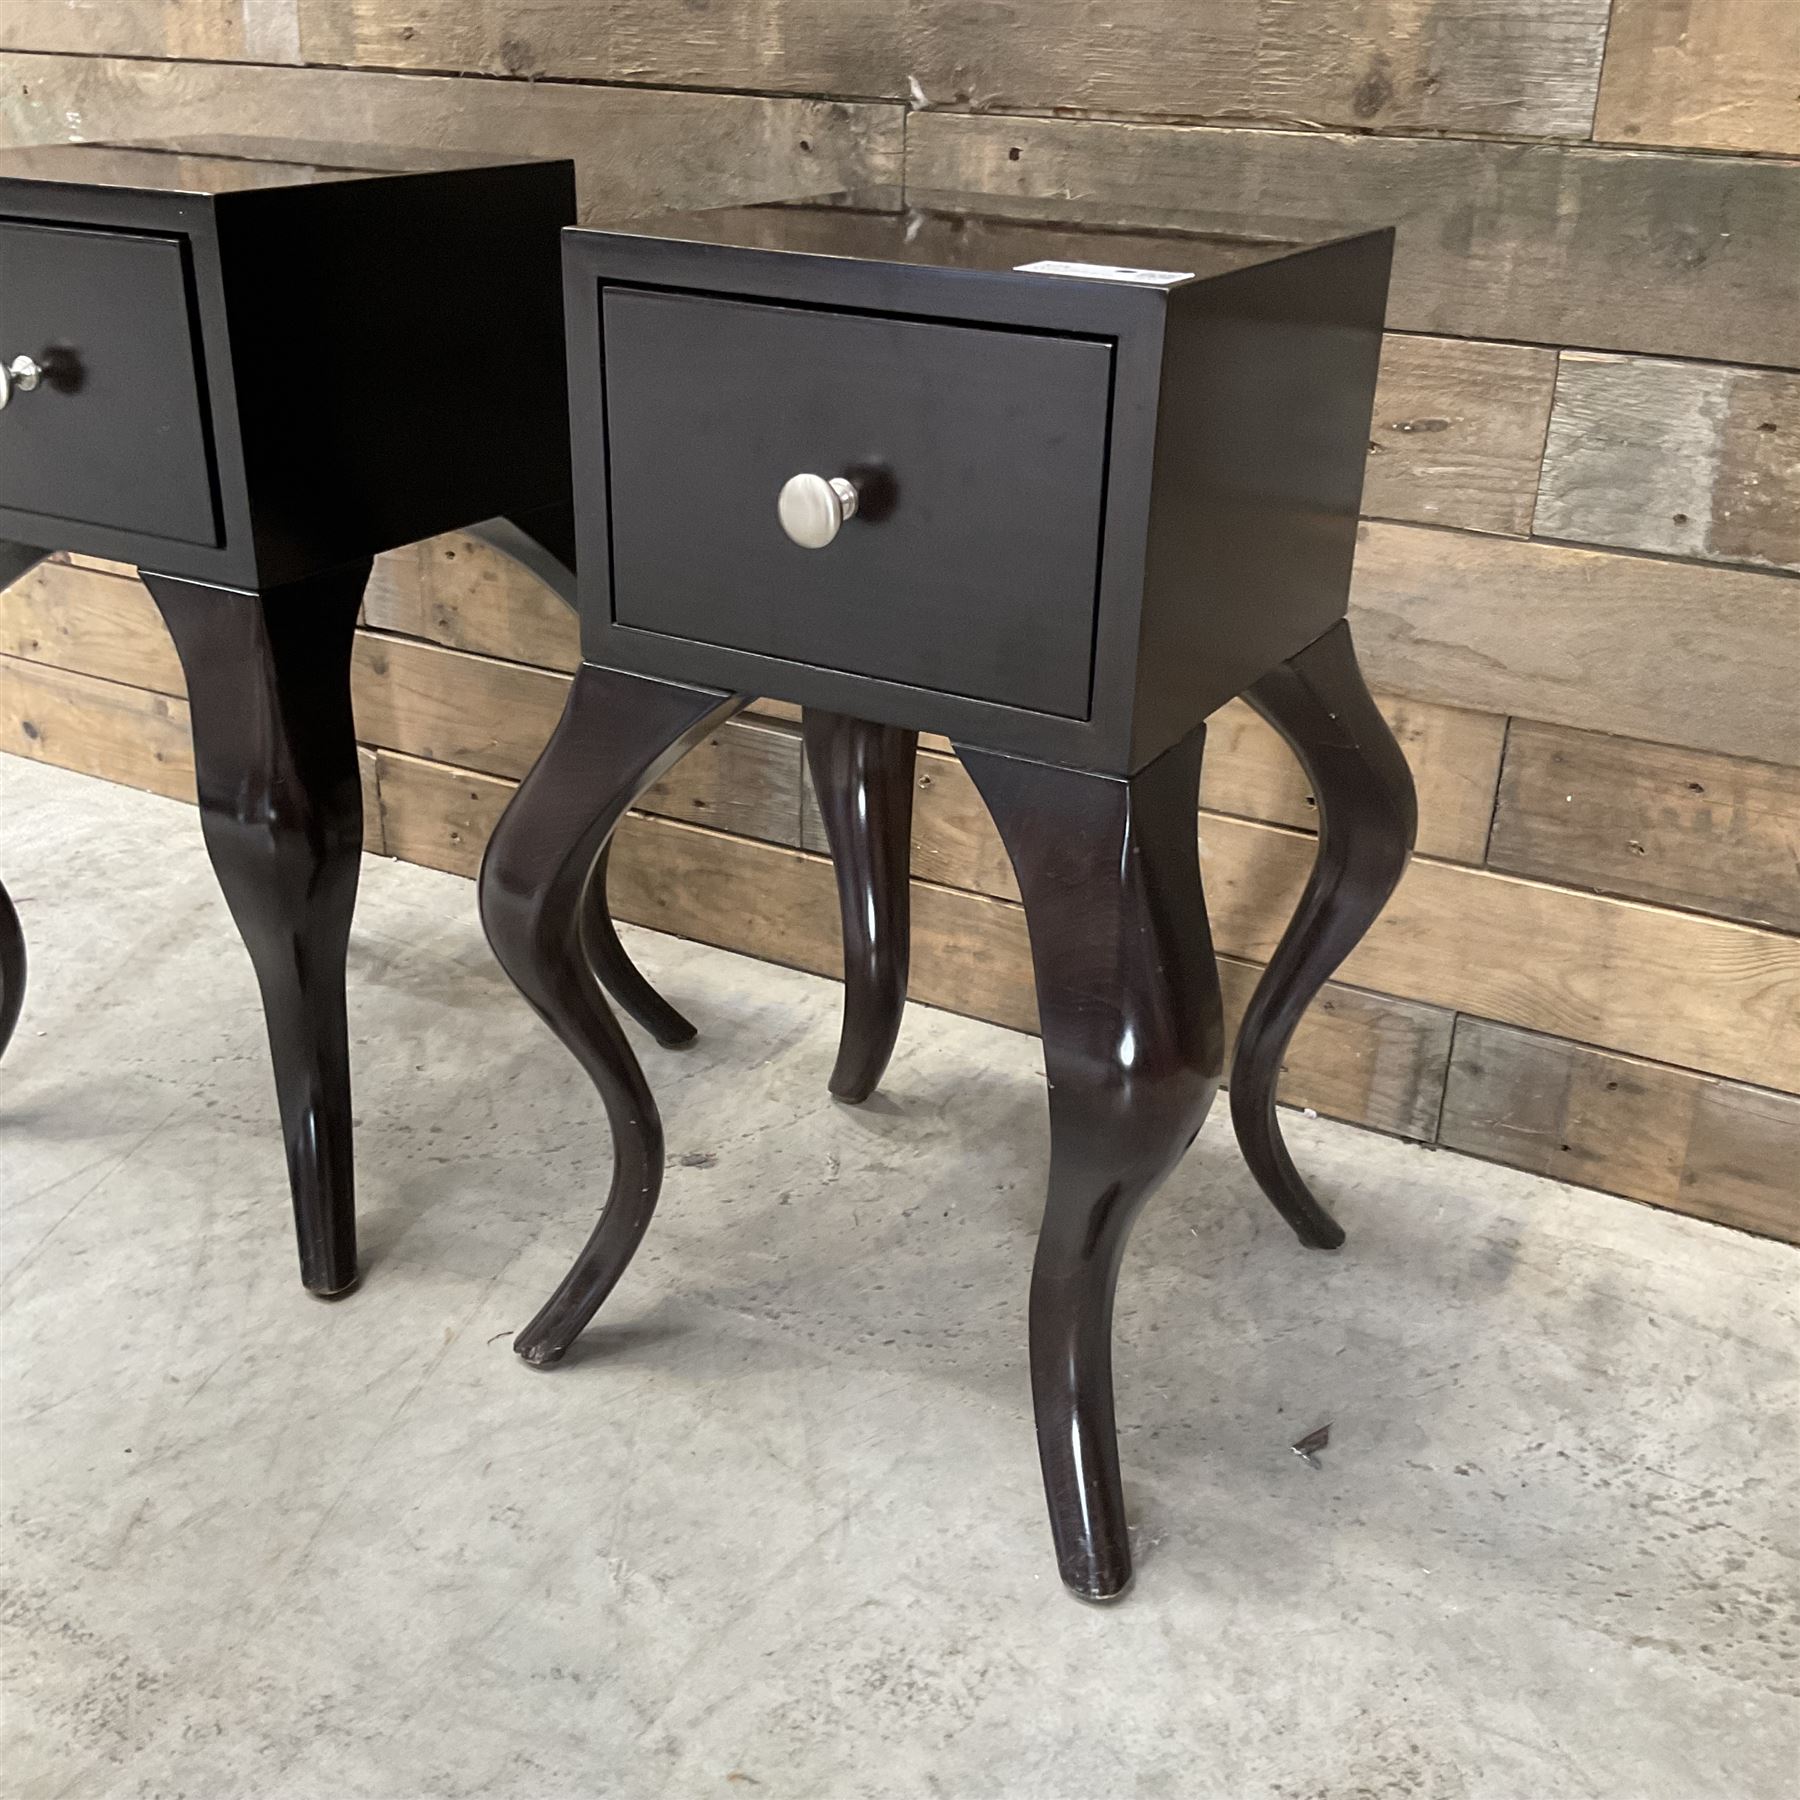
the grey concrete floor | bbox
[1,755,1795,1800]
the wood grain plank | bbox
[373,748,1454,1138]
[1364,336,1557,536]
[908,111,1800,367]
[1441,1016,1800,1243]
[800,695,1502,868]
[638,715,805,847]
[1488,721,1800,933]
[859,742,1800,1090]
[363,535,579,672]
[296,0,904,99]
[0,655,383,849]
[356,632,805,840]
[0,53,903,220]
[1595,0,1800,155]
[357,744,383,855]
[0,559,182,694]
[1534,354,1800,574]
[0,654,193,801]
[1200,813,1800,1092]
[1348,521,1800,767]
[295,0,1610,139]
[351,633,566,780]
[1,1,282,62]
[1199,693,1506,864]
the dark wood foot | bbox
[1230,619,1418,1250]
[959,728,1224,1601]
[143,564,370,1297]
[479,663,746,1366]
[0,548,51,1060]
[0,877,23,1062]
[802,710,917,1102]
[469,508,699,1047]
[579,839,696,1049]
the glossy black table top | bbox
[0,137,555,199]
[611,184,1367,284]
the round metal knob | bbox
[777,473,859,549]
[0,354,45,411]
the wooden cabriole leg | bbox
[0,540,51,1061]
[470,509,698,1049]
[478,661,746,1367]
[958,726,1224,1602]
[143,563,370,1297]
[1230,619,1418,1249]
[0,877,23,1061]
[801,709,918,1101]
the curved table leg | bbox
[144,564,370,1297]
[480,663,746,1366]
[0,877,23,1062]
[802,710,917,1102]
[959,727,1223,1601]
[470,509,698,1048]
[1229,619,1418,1250]
[0,543,51,1063]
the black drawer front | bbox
[601,288,1114,719]
[0,221,218,546]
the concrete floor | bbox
[1,755,1795,1800]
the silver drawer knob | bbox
[0,354,45,411]
[778,472,859,549]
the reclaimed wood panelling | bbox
[0,654,193,801]
[799,696,1505,871]
[1488,721,1800,934]
[638,716,805,846]
[908,112,1800,368]
[296,0,903,99]
[1441,1017,1800,1243]
[0,559,182,694]
[0,53,903,218]
[1365,336,1558,537]
[1199,813,1800,1092]
[817,743,1800,1091]
[0,655,382,847]
[350,633,565,781]
[1595,0,1800,156]
[1535,354,1800,574]
[363,563,1507,862]
[363,537,578,672]
[296,0,1611,139]
[1198,694,1506,864]
[0,2,284,63]
[374,748,1457,1140]
[1348,521,1800,767]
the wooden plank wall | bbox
[1,8,1796,1244]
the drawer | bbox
[601,288,1114,719]
[0,221,219,546]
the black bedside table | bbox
[479,189,1418,1599]
[0,138,678,1298]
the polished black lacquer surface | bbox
[631,185,1354,277]
[568,187,1392,776]
[0,137,575,588]
[0,141,688,1301]
[484,188,1414,1600]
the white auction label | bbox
[1013,260,1192,286]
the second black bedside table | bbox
[0,138,669,1298]
[480,189,1418,1599]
